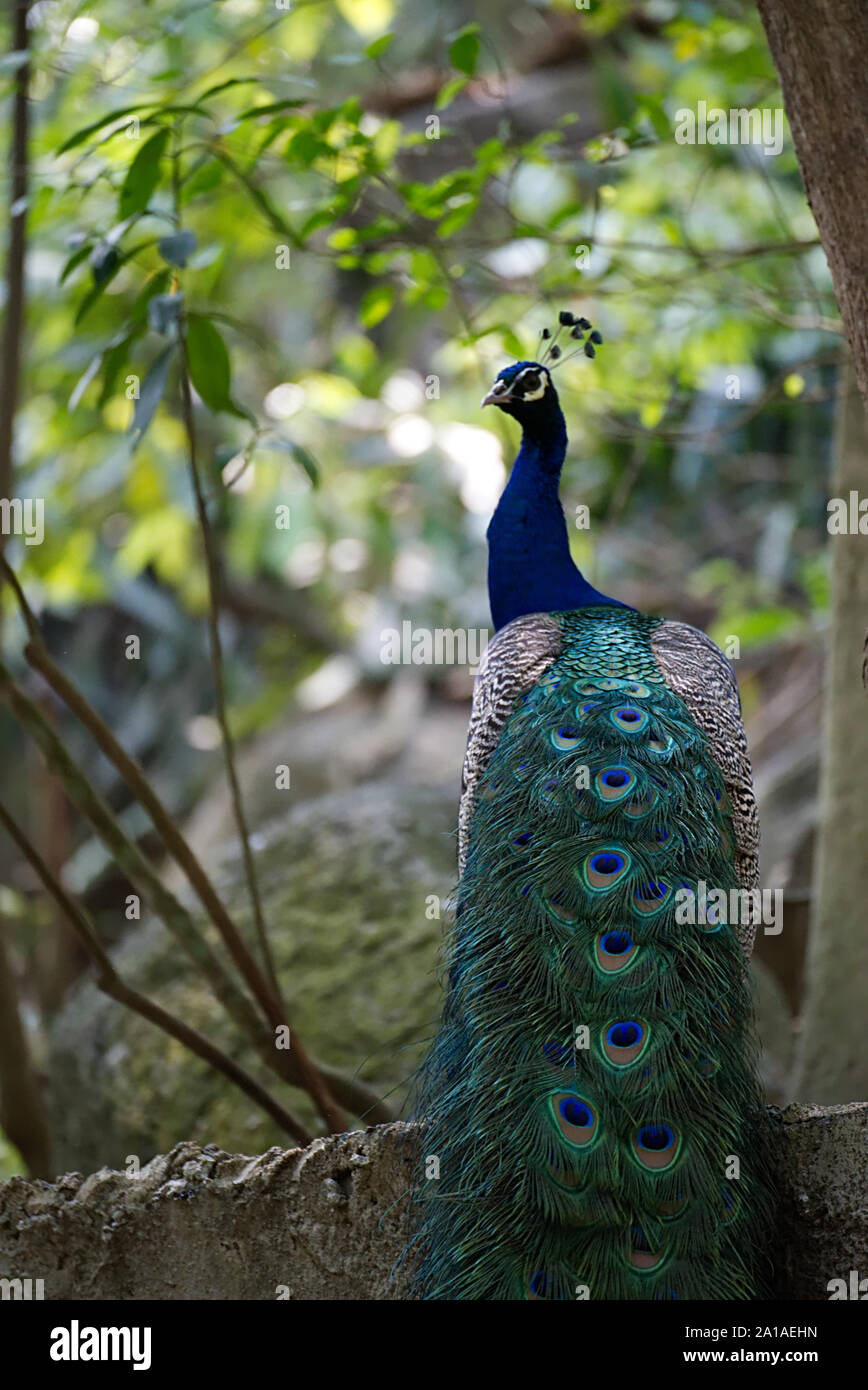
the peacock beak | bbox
[481,383,511,407]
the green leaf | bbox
[130,345,174,450]
[99,334,135,407]
[59,242,93,285]
[301,206,339,240]
[264,439,321,488]
[233,99,307,123]
[289,443,320,488]
[639,97,671,142]
[500,327,525,359]
[365,34,394,59]
[74,239,159,325]
[285,128,330,166]
[194,76,260,102]
[435,76,468,111]
[448,23,481,77]
[57,105,149,155]
[181,157,224,199]
[119,128,170,220]
[437,197,477,238]
[90,242,120,285]
[359,284,394,327]
[185,315,232,412]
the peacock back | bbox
[410,605,773,1301]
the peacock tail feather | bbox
[410,606,774,1301]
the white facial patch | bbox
[514,368,548,401]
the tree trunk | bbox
[0,0,30,517]
[792,360,868,1101]
[757,1,868,1100]
[757,1,868,406]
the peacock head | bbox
[481,313,602,426]
[481,361,558,423]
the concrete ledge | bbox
[0,1106,865,1300]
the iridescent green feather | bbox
[409,608,774,1301]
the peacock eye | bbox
[519,372,541,394]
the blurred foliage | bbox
[0,0,839,866]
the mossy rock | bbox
[49,780,456,1174]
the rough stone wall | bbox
[0,1105,865,1300]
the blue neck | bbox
[487,410,625,631]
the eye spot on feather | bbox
[623,680,651,697]
[628,1225,666,1270]
[551,1092,598,1147]
[575,699,601,720]
[595,930,638,973]
[633,878,671,915]
[611,706,649,734]
[602,1019,648,1066]
[595,765,637,802]
[584,848,631,890]
[511,830,533,851]
[551,724,582,751]
[633,1123,680,1170]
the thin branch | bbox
[177,347,345,1132]
[170,142,279,1005]
[175,345,283,995]
[0,800,312,1148]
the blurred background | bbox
[0,0,856,1180]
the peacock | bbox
[408,313,774,1301]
